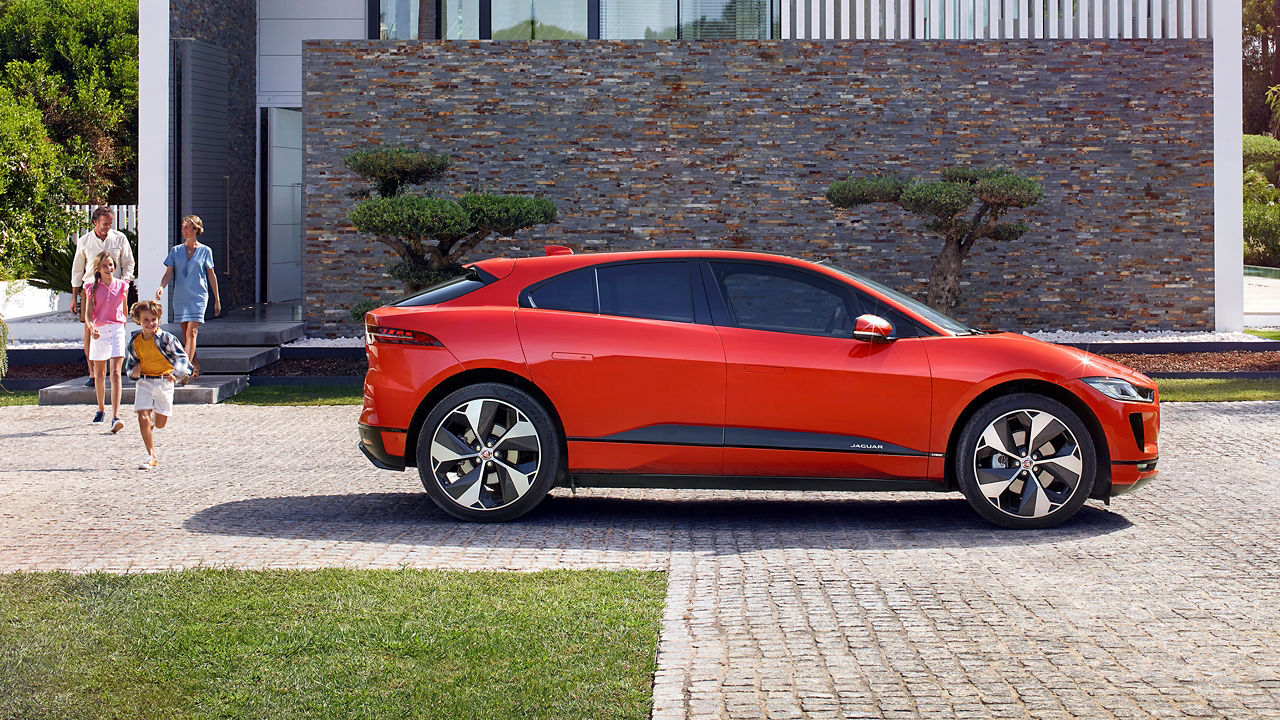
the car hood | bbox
[973,332,1155,387]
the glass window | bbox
[492,0,587,39]
[597,262,694,323]
[829,265,964,336]
[526,268,597,313]
[602,0,677,39]
[681,0,769,39]
[443,0,481,39]
[712,262,854,337]
[380,0,420,39]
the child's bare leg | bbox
[137,410,155,455]
[109,357,123,418]
[153,413,168,430]
[93,360,106,411]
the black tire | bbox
[415,383,562,522]
[955,393,1096,529]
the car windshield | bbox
[827,265,978,336]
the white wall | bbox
[258,0,367,108]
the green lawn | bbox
[1245,328,1280,341]
[0,568,665,720]
[1156,378,1280,402]
[0,389,38,406]
[224,384,363,405]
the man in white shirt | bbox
[70,206,135,386]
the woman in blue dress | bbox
[155,214,221,379]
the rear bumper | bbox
[359,423,405,471]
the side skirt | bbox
[569,474,948,493]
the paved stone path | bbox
[1,402,1278,719]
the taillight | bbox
[365,323,442,346]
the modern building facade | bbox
[137,0,1239,336]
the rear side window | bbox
[598,262,694,323]
[527,268,597,313]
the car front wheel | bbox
[416,383,562,522]
[955,393,1096,529]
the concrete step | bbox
[38,375,248,406]
[195,346,279,374]
[171,321,305,346]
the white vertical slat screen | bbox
[778,0,1211,39]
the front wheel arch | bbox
[944,379,1111,498]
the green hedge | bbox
[1244,202,1280,267]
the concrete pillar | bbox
[138,0,169,316]
[1214,0,1243,331]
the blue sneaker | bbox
[91,410,105,424]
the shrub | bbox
[348,299,380,322]
[349,195,471,243]
[1244,202,1280,267]
[343,147,452,198]
[1244,134,1280,169]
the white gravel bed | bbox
[283,336,364,347]
[1026,330,1272,344]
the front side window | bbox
[597,262,695,323]
[492,0,588,38]
[711,262,854,337]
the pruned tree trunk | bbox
[925,237,965,316]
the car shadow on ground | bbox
[183,490,1133,552]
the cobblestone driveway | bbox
[1,402,1278,719]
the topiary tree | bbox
[345,146,556,292]
[824,166,1044,316]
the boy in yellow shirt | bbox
[124,300,192,469]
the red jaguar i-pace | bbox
[358,249,1159,528]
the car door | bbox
[517,260,725,476]
[706,260,933,481]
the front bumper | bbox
[359,423,406,471]
[1110,456,1158,496]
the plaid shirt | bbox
[124,328,192,379]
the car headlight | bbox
[1082,377,1155,403]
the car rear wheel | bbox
[416,383,562,522]
[955,393,1096,529]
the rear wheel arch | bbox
[404,367,566,470]
[943,379,1111,497]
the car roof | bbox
[473,249,835,277]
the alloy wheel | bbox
[972,408,1085,520]
[428,397,542,511]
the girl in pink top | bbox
[86,251,131,432]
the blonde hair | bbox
[182,214,204,235]
[92,251,115,284]
[129,299,163,322]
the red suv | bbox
[359,249,1159,528]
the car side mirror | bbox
[852,314,894,343]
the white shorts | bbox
[134,377,174,416]
[88,323,127,361]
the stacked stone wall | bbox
[302,39,1213,336]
